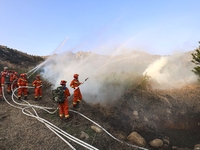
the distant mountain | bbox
[0,44,196,75]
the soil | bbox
[0,83,200,150]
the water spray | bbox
[27,37,69,78]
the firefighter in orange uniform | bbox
[1,72,6,87]
[70,74,82,107]
[11,71,19,91]
[17,73,28,100]
[59,80,70,119]
[23,73,30,94]
[0,74,2,100]
[6,70,13,94]
[1,67,8,93]
[32,74,42,100]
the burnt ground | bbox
[0,83,200,150]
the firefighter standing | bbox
[6,70,13,94]
[11,71,19,91]
[1,67,10,94]
[0,74,2,100]
[1,71,7,87]
[70,74,82,107]
[32,74,42,100]
[17,73,28,100]
[59,80,70,119]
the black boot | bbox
[24,96,27,100]
[18,97,21,100]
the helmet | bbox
[73,74,79,79]
[36,74,41,78]
[60,80,67,85]
[4,67,8,70]
[14,72,18,75]
[1,72,7,76]
[20,73,24,77]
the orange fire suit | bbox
[32,78,42,100]
[6,71,13,94]
[17,77,28,99]
[1,71,7,87]
[0,76,2,99]
[58,86,70,118]
[11,73,18,90]
[1,70,11,94]
[70,78,82,107]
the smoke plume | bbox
[40,50,197,104]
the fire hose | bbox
[3,72,148,150]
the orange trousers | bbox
[58,98,69,118]
[18,87,28,98]
[0,86,2,98]
[73,88,82,106]
[7,83,11,93]
[34,87,42,98]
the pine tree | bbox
[191,41,200,79]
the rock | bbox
[166,108,172,114]
[127,131,146,147]
[133,111,139,120]
[149,139,163,148]
[163,138,170,145]
[172,146,190,150]
[152,115,159,121]
[80,131,89,140]
[162,144,171,150]
[91,125,102,133]
[133,110,138,116]
[194,144,200,150]
[144,116,148,122]
[172,146,179,150]
[114,132,126,140]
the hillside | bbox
[0,46,200,150]
[0,45,44,72]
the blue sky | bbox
[0,0,199,56]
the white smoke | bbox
[40,50,198,103]
[143,52,198,89]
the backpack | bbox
[52,86,65,103]
[5,73,10,84]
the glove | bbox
[26,86,28,88]
[18,86,22,88]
